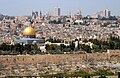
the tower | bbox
[40,11,42,17]
[54,7,61,16]
[103,9,111,18]
[32,10,39,19]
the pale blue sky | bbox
[0,0,119,16]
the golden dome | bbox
[23,26,36,36]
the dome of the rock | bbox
[23,26,36,36]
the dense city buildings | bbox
[0,7,120,77]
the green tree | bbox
[60,44,65,51]
[92,44,100,52]
[45,44,61,54]
[80,44,91,53]
[70,41,75,51]
[93,70,114,76]
[45,44,51,51]
[24,44,32,54]
[0,43,7,51]
[72,70,89,77]
[31,44,40,54]
[83,39,88,43]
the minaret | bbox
[68,10,71,18]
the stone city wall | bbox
[0,50,120,65]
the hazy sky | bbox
[0,0,119,16]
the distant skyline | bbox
[0,0,120,16]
